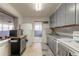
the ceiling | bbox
[10,3,61,18]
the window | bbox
[35,22,42,31]
[0,24,2,31]
[9,24,13,30]
[0,23,14,37]
[3,24,9,31]
[34,22,42,37]
[0,23,14,31]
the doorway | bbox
[33,22,43,42]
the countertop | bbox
[57,37,79,55]
[0,38,10,46]
[48,34,79,55]
[10,35,26,39]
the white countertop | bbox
[57,37,79,55]
[0,38,10,56]
[0,38,10,45]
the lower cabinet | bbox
[47,35,57,56]
[51,39,57,56]
[0,42,10,56]
[47,35,78,56]
[47,35,74,56]
[47,36,51,49]
[58,43,69,56]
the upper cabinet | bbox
[49,12,57,27]
[49,3,77,28]
[65,3,76,25]
[49,15,53,27]
[53,13,57,27]
[56,4,66,26]
[76,3,79,24]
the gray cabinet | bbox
[47,35,77,56]
[49,15,53,27]
[47,36,51,48]
[58,43,69,56]
[58,43,62,56]
[65,3,76,25]
[50,13,57,27]
[56,4,66,26]
[53,13,57,27]
[51,38,57,56]
[47,36,53,50]
[50,14,54,27]
[52,11,57,27]
[47,35,57,56]
[49,3,76,28]
[56,9,60,27]
[76,3,79,24]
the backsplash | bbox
[50,26,79,37]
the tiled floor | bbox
[42,43,54,56]
[22,43,42,56]
[22,42,54,56]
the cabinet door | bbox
[58,43,69,56]
[47,36,48,43]
[51,39,54,53]
[53,12,57,27]
[49,15,53,27]
[50,14,55,27]
[65,3,76,25]
[50,39,53,49]
[56,4,66,27]
[61,44,69,56]
[47,36,52,49]
[52,39,57,56]
[47,35,50,46]
[49,38,57,56]
[56,9,60,27]
[47,36,51,47]
[47,37,57,56]
[58,43,62,56]
[50,11,57,27]
[76,3,79,24]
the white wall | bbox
[21,23,33,46]
[42,23,49,43]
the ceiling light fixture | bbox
[35,3,42,11]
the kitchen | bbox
[0,3,79,56]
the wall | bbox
[42,23,50,43]
[21,23,33,46]
[54,26,79,37]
